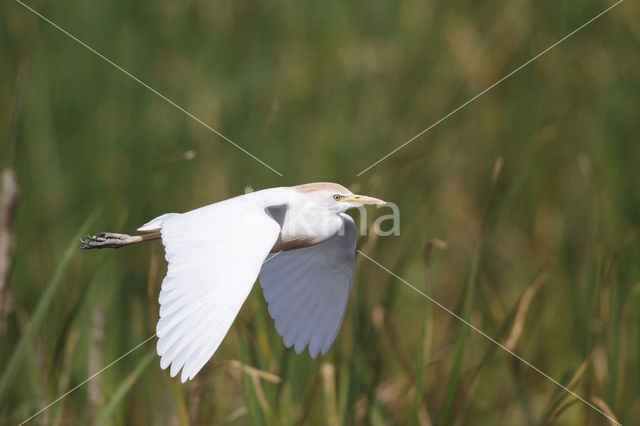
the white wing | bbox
[153,197,281,382]
[259,213,356,358]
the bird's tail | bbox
[137,213,179,232]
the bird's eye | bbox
[333,194,342,201]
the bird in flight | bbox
[81,183,385,382]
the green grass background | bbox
[1,0,639,424]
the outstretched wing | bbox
[154,198,281,382]
[259,213,356,358]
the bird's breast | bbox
[271,234,323,252]
[271,208,342,252]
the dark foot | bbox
[80,232,131,249]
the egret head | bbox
[294,182,386,213]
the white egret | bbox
[81,183,385,382]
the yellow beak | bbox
[345,194,386,205]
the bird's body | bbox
[83,183,384,382]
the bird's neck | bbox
[248,187,343,252]
[273,193,342,252]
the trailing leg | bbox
[80,231,161,249]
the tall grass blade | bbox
[321,363,338,426]
[0,211,98,405]
[438,249,480,426]
[95,348,155,426]
[168,379,190,426]
[411,304,429,426]
[235,327,267,426]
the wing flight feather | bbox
[154,198,281,382]
[259,213,356,358]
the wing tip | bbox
[159,357,198,383]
